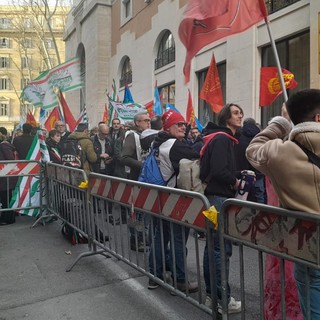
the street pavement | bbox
[0,215,214,320]
[0,214,262,320]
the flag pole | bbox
[264,17,288,102]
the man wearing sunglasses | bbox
[121,110,151,252]
[148,110,199,292]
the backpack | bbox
[60,139,83,168]
[177,159,205,194]
[138,147,167,186]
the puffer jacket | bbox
[67,131,97,176]
[246,116,320,214]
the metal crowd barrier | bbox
[218,198,320,320]
[0,160,45,227]
[46,162,111,271]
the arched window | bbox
[155,31,175,70]
[120,57,132,87]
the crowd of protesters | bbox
[2,89,318,318]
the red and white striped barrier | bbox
[89,176,207,228]
[0,161,41,177]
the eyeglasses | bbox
[176,122,187,128]
[57,124,65,127]
[113,122,120,125]
[138,119,151,123]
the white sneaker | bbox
[218,296,241,314]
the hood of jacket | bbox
[153,131,174,149]
[242,123,260,138]
[68,131,91,141]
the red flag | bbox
[199,54,224,113]
[179,0,268,83]
[260,67,298,106]
[144,100,154,117]
[26,111,37,127]
[102,103,110,124]
[44,107,61,131]
[58,91,77,131]
[186,89,196,127]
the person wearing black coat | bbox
[46,129,62,164]
[0,127,18,224]
[12,123,34,160]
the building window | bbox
[119,57,132,87]
[158,82,175,111]
[21,77,30,90]
[46,39,54,49]
[0,38,10,48]
[0,57,9,68]
[23,38,32,49]
[0,103,9,116]
[0,78,10,90]
[122,0,132,20]
[0,18,12,29]
[266,0,301,14]
[155,31,175,70]
[197,61,226,126]
[24,18,33,29]
[261,31,309,128]
[21,57,31,69]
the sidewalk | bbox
[0,215,212,320]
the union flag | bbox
[44,107,61,131]
[186,89,196,127]
[260,67,298,106]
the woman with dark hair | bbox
[46,129,62,164]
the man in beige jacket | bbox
[246,89,320,318]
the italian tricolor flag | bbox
[10,131,49,217]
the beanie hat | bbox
[162,110,185,130]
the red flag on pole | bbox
[58,91,77,132]
[186,89,196,127]
[199,54,224,113]
[44,107,61,131]
[102,102,110,125]
[179,0,268,83]
[26,111,37,127]
[259,67,298,106]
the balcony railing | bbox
[119,71,132,88]
[265,0,301,14]
[155,46,175,70]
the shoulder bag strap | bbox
[294,140,320,169]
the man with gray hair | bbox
[121,110,151,251]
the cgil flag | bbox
[260,67,298,106]
[179,0,268,83]
[186,90,203,131]
[200,53,224,113]
[10,131,49,217]
[109,100,146,123]
[26,111,37,127]
[22,57,82,109]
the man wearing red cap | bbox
[148,110,199,292]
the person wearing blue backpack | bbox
[148,110,199,293]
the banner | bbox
[109,100,146,123]
[179,0,267,82]
[260,67,298,106]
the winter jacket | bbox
[246,117,320,213]
[120,128,142,180]
[201,123,239,198]
[153,131,199,188]
[235,123,263,177]
[67,131,97,176]
[13,133,34,160]
[0,141,18,191]
[91,134,113,174]
[46,138,61,164]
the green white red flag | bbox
[10,131,49,217]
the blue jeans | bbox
[203,195,232,299]
[294,263,320,319]
[149,219,189,281]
